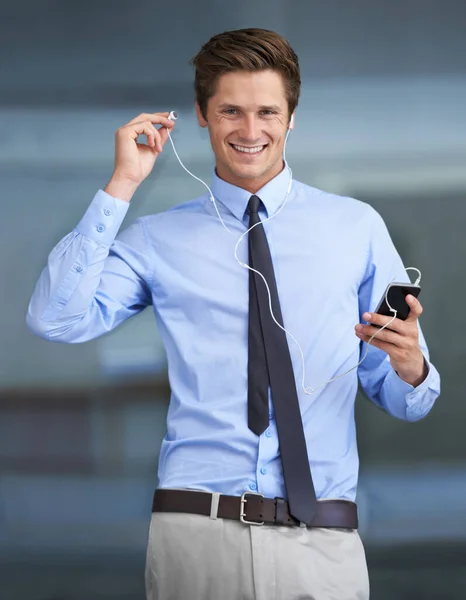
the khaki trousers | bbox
[145,511,370,600]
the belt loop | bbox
[209,492,220,520]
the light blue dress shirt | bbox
[27,165,440,502]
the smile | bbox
[230,144,267,155]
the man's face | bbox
[196,69,292,193]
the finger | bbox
[361,311,406,333]
[127,112,169,125]
[120,121,163,152]
[405,295,423,322]
[149,124,164,153]
[158,124,173,148]
[146,122,172,153]
[356,333,392,355]
[127,112,174,128]
[355,323,403,347]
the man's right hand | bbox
[104,111,175,202]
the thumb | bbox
[159,125,171,148]
[405,294,423,322]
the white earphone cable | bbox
[166,118,420,395]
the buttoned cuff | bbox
[75,189,130,246]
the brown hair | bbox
[191,28,301,120]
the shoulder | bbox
[138,194,209,229]
[292,179,385,226]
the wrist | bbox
[396,355,428,388]
[104,176,140,203]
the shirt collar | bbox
[210,161,292,222]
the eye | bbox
[260,109,277,116]
[223,108,239,115]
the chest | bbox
[150,213,366,332]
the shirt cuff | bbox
[386,355,440,420]
[75,189,130,247]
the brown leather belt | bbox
[152,489,358,529]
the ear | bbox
[195,102,208,128]
[288,112,295,130]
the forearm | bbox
[27,190,130,342]
[361,352,441,422]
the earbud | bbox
[288,114,294,130]
[168,111,178,121]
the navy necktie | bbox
[247,194,317,525]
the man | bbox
[27,28,440,600]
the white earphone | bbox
[164,110,419,395]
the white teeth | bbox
[232,144,265,154]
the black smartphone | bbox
[374,282,421,321]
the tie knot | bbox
[248,195,261,214]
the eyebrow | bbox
[217,103,283,112]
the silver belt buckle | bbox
[240,491,265,526]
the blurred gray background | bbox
[1,0,465,598]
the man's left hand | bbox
[355,294,428,387]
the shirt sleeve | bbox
[26,189,154,343]
[357,206,441,422]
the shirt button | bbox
[249,482,257,491]
[269,412,274,420]
[75,265,83,273]
[265,429,272,438]
[103,208,112,216]
[260,467,267,475]
[96,224,105,233]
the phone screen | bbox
[374,283,421,321]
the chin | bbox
[229,163,270,181]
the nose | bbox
[238,114,261,142]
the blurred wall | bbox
[1,0,465,389]
[1,1,465,598]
